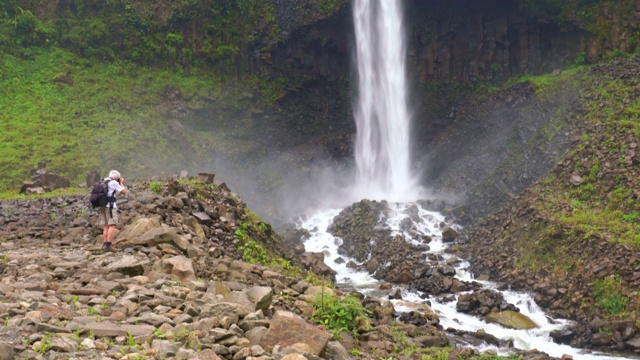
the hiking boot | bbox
[102,244,118,253]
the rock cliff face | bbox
[404,0,587,83]
[260,0,638,83]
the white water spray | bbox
[353,0,419,202]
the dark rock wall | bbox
[238,6,353,81]
[406,0,589,83]
[257,0,592,84]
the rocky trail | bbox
[0,175,351,360]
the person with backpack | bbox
[94,170,128,252]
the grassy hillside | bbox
[0,46,287,194]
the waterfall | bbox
[352,0,419,202]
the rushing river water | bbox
[296,202,634,359]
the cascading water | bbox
[352,0,418,202]
[296,0,634,358]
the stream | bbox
[296,201,634,359]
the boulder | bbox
[162,256,196,282]
[441,227,458,243]
[485,311,538,330]
[115,218,161,244]
[106,256,148,276]
[138,226,190,251]
[260,316,331,355]
[414,334,449,347]
[186,216,206,238]
[80,321,154,337]
[324,341,351,360]
[247,286,273,311]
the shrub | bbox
[573,52,587,67]
[148,181,162,194]
[311,292,370,338]
[592,275,628,316]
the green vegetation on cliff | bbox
[1,0,280,68]
[522,0,640,51]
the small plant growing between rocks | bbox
[243,239,269,263]
[87,306,97,315]
[420,349,450,360]
[174,327,191,342]
[592,274,629,316]
[33,334,53,354]
[125,331,141,349]
[151,327,166,340]
[311,290,371,339]
[148,180,162,194]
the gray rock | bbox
[222,292,256,313]
[141,226,190,251]
[50,336,78,352]
[162,256,196,282]
[323,341,350,360]
[115,218,162,243]
[251,344,267,356]
[239,319,271,332]
[152,339,180,358]
[173,313,193,324]
[192,211,213,225]
[260,316,330,355]
[80,338,96,349]
[245,326,268,345]
[233,346,252,360]
[247,286,273,311]
[176,348,196,360]
[106,256,148,276]
[35,323,70,333]
[0,342,14,360]
[626,337,640,349]
[193,349,223,359]
[441,227,458,243]
[136,312,174,327]
[81,321,154,337]
[165,197,185,210]
[415,334,449,347]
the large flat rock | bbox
[80,321,155,337]
[260,316,330,355]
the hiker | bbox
[98,170,128,252]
